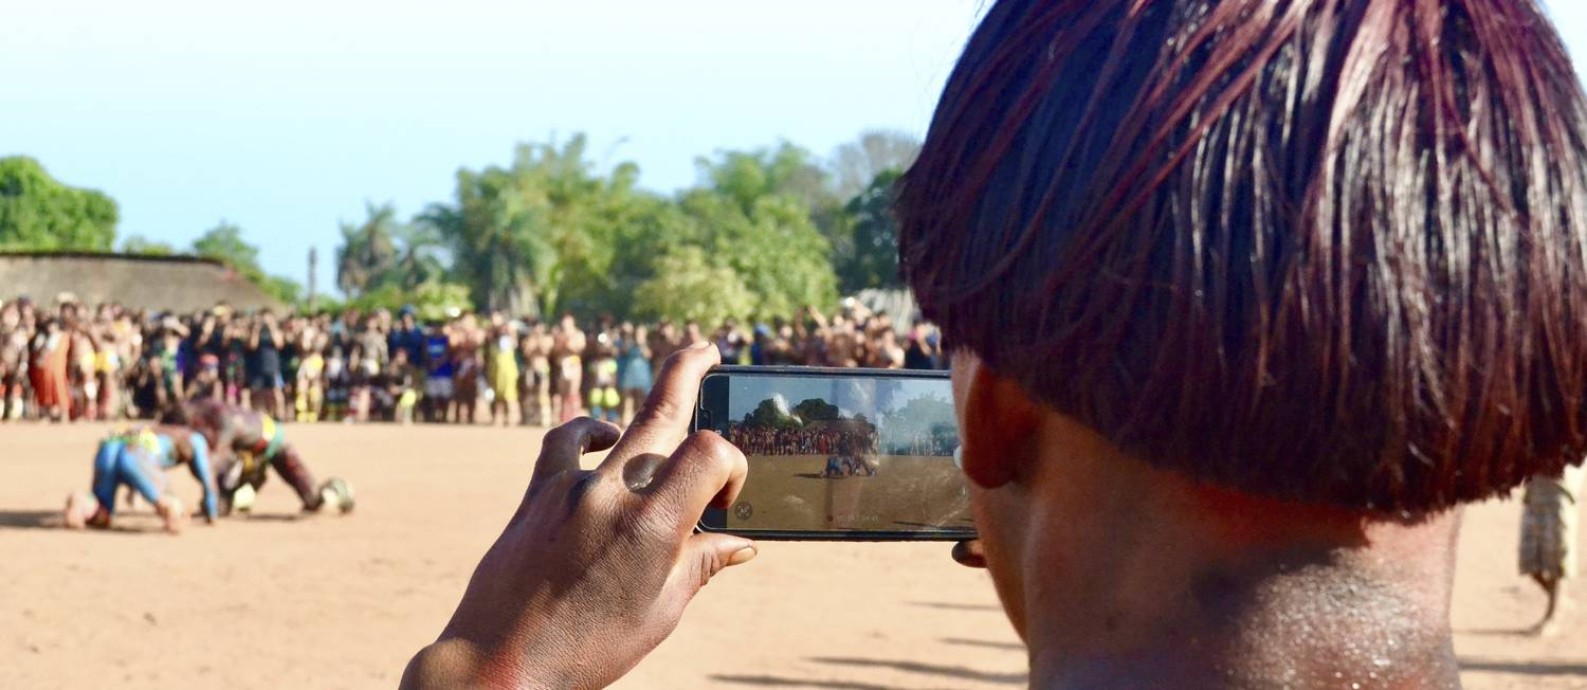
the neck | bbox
[1016,437,1462,689]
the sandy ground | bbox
[728,454,973,534]
[1,422,1584,689]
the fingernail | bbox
[692,341,712,350]
[727,545,757,566]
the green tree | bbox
[335,202,401,298]
[791,398,841,422]
[744,397,802,430]
[832,169,905,292]
[633,246,755,324]
[424,135,621,317]
[681,149,840,318]
[390,223,448,291]
[119,234,179,256]
[698,142,835,216]
[191,220,302,305]
[192,221,260,269]
[0,157,118,250]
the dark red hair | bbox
[900,0,1587,513]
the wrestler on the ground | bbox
[64,425,219,534]
[169,399,355,516]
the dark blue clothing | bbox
[425,334,454,378]
[389,328,426,367]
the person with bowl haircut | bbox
[403,1,1587,687]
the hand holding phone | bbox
[406,344,757,690]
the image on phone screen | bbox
[701,371,972,537]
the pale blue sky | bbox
[4,1,1584,286]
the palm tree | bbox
[421,170,546,316]
[336,202,400,298]
[391,223,446,291]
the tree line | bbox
[0,130,917,323]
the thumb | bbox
[670,532,758,595]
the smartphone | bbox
[694,366,974,541]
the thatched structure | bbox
[0,251,283,313]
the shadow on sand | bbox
[1459,659,1587,677]
[709,675,945,690]
[232,512,307,523]
[807,657,1025,685]
[0,509,60,530]
[938,637,1025,652]
[907,601,1002,613]
[0,509,170,534]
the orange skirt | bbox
[30,363,67,408]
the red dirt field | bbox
[1,422,1583,689]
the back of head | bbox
[900,0,1587,514]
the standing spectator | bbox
[682,320,705,348]
[903,322,942,370]
[549,314,585,424]
[825,315,860,367]
[65,302,99,420]
[616,323,652,425]
[28,317,68,422]
[648,320,683,375]
[223,312,247,406]
[91,305,123,421]
[486,320,520,427]
[347,346,374,423]
[355,313,389,372]
[247,309,286,419]
[386,347,419,425]
[388,308,426,370]
[330,308,359,355]
[520,321,551,427]
[450,313,484,425]
[1520,464,1587,635]
[323,345,351,422]
[585,322,619,424]
[294,336,326,422]
[423,322,455,423]
[867,329,905,369]
[714,318,747,364]
[0,303,26,420]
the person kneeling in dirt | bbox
[64,425,218,534]
[167,400,354,517]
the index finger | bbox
[599,342,719,472]
[531,417,622,487]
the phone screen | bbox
[697,368,973,539]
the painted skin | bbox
[65,425,218,534]
[180,400,354,516]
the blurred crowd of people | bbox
[0,295,944,426]
[727,425,879,457]
[728,424,952,459]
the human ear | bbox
[958,356,1042,489]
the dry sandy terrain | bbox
[1,422,1583,689]
[727,454,973,534]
